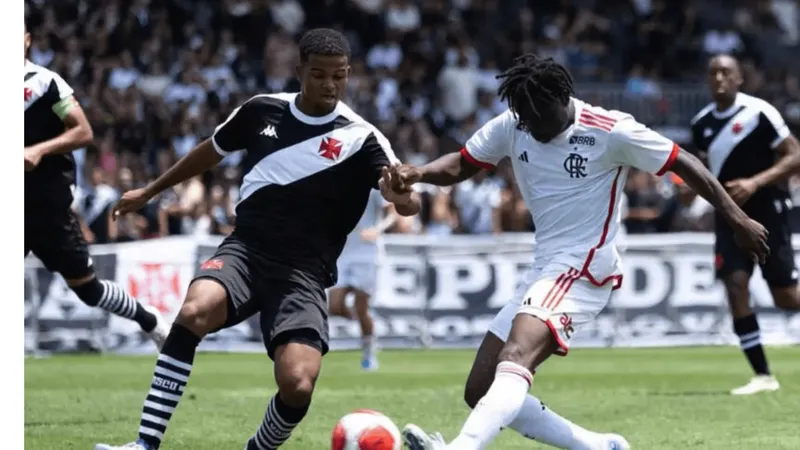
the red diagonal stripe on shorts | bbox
[547,270,580,311]
[540,272,569,308]
[543,269,579,310]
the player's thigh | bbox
[327,286,350,316]
[511,267,614,364]
[464,332,506,408]
[28,209,94,281]
[190,239,261,335]
[261,275,330,362]
[715,225,755,286]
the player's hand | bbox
[390,164,423,192]
[113,188,153,220]
[731,217,770,264]
[379,167,412,205]
[725,178,758,205]
[24,146,44,171]
[360,227,379,243]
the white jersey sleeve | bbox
[757,99,791,149]
[462,110,516,168]
[607,116,679,175]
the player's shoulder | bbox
[334,100,389,140]
[738,92,784,120]
[25,61,68,89]
[690,102,716,126]
[574,98,630,133]
[241,92,296,110]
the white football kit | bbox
[466,99,679,355]
[335,189,387,296]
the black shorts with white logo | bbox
[715,204,798,288]
[25,205,93,280]
[194,235,329,360]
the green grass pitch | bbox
[25,347,799,449]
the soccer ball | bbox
[331,409,402,450]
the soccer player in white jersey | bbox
[382,54,769,450]
[329,189,398,370]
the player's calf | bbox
[771,285,800,310]
[245,340,322,450]
[353,291,378,370]
[68,275,160,334]
[137,280,228,449]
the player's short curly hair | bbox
[298,28,351,62]
[497,54,574,130]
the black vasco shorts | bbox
[194,235,330,360]
[25,205,93,280]
[715,205,798,288]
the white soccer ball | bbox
[331,409,402,450]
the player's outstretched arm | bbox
[669,148,770,262]
[391,152,482,189]
[113,139,223,218]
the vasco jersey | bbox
[463,98,678,286]
[691,92,792,216]
[24,61,78,205]
[212,92,399,285]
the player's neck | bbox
[295,94,336,117]
[714,93,738,112]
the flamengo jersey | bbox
[463,98,677,286]
[691,92,791,216]
[212,93,399,285]
[24,60,77,205]
[339,189,386,264]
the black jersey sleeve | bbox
[359,128,400,188]
[212,97,265,155]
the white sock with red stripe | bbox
[509,394,603,449]
[447,361,532,450]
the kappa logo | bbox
[24,87,33,101]
[569,135,595,146]
[260,125,278,138]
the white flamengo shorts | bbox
[487,258,620,356]
[334,260,378,297]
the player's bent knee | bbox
[277,368,317,407]
[175,280,229,336]
[772,287,800,310]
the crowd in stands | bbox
[24,0,800,243]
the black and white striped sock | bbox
[734,314,770,375]
[138,324,200,449]
[246,394,309,450]
[98,279,156,332]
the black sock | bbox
[72,278,157,332]
[138,324,201,449]
[246,394,310,450]
[733,314,770,375]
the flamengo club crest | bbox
[563,153,588,178]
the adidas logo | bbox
[518,151,529,163]
[260,125,278,138]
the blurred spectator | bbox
[453,170,503,235]
[74,167,118,244]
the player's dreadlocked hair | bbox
[497,54,575,131]
[298,28,351,62]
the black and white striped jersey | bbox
[691,92,792,215]
[24,60,77,206]
[212,92,399,285]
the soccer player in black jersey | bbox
[96,28,419,450]
[24,22,168,350]
[691,54,800,395]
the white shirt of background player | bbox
[462,98,678,282]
